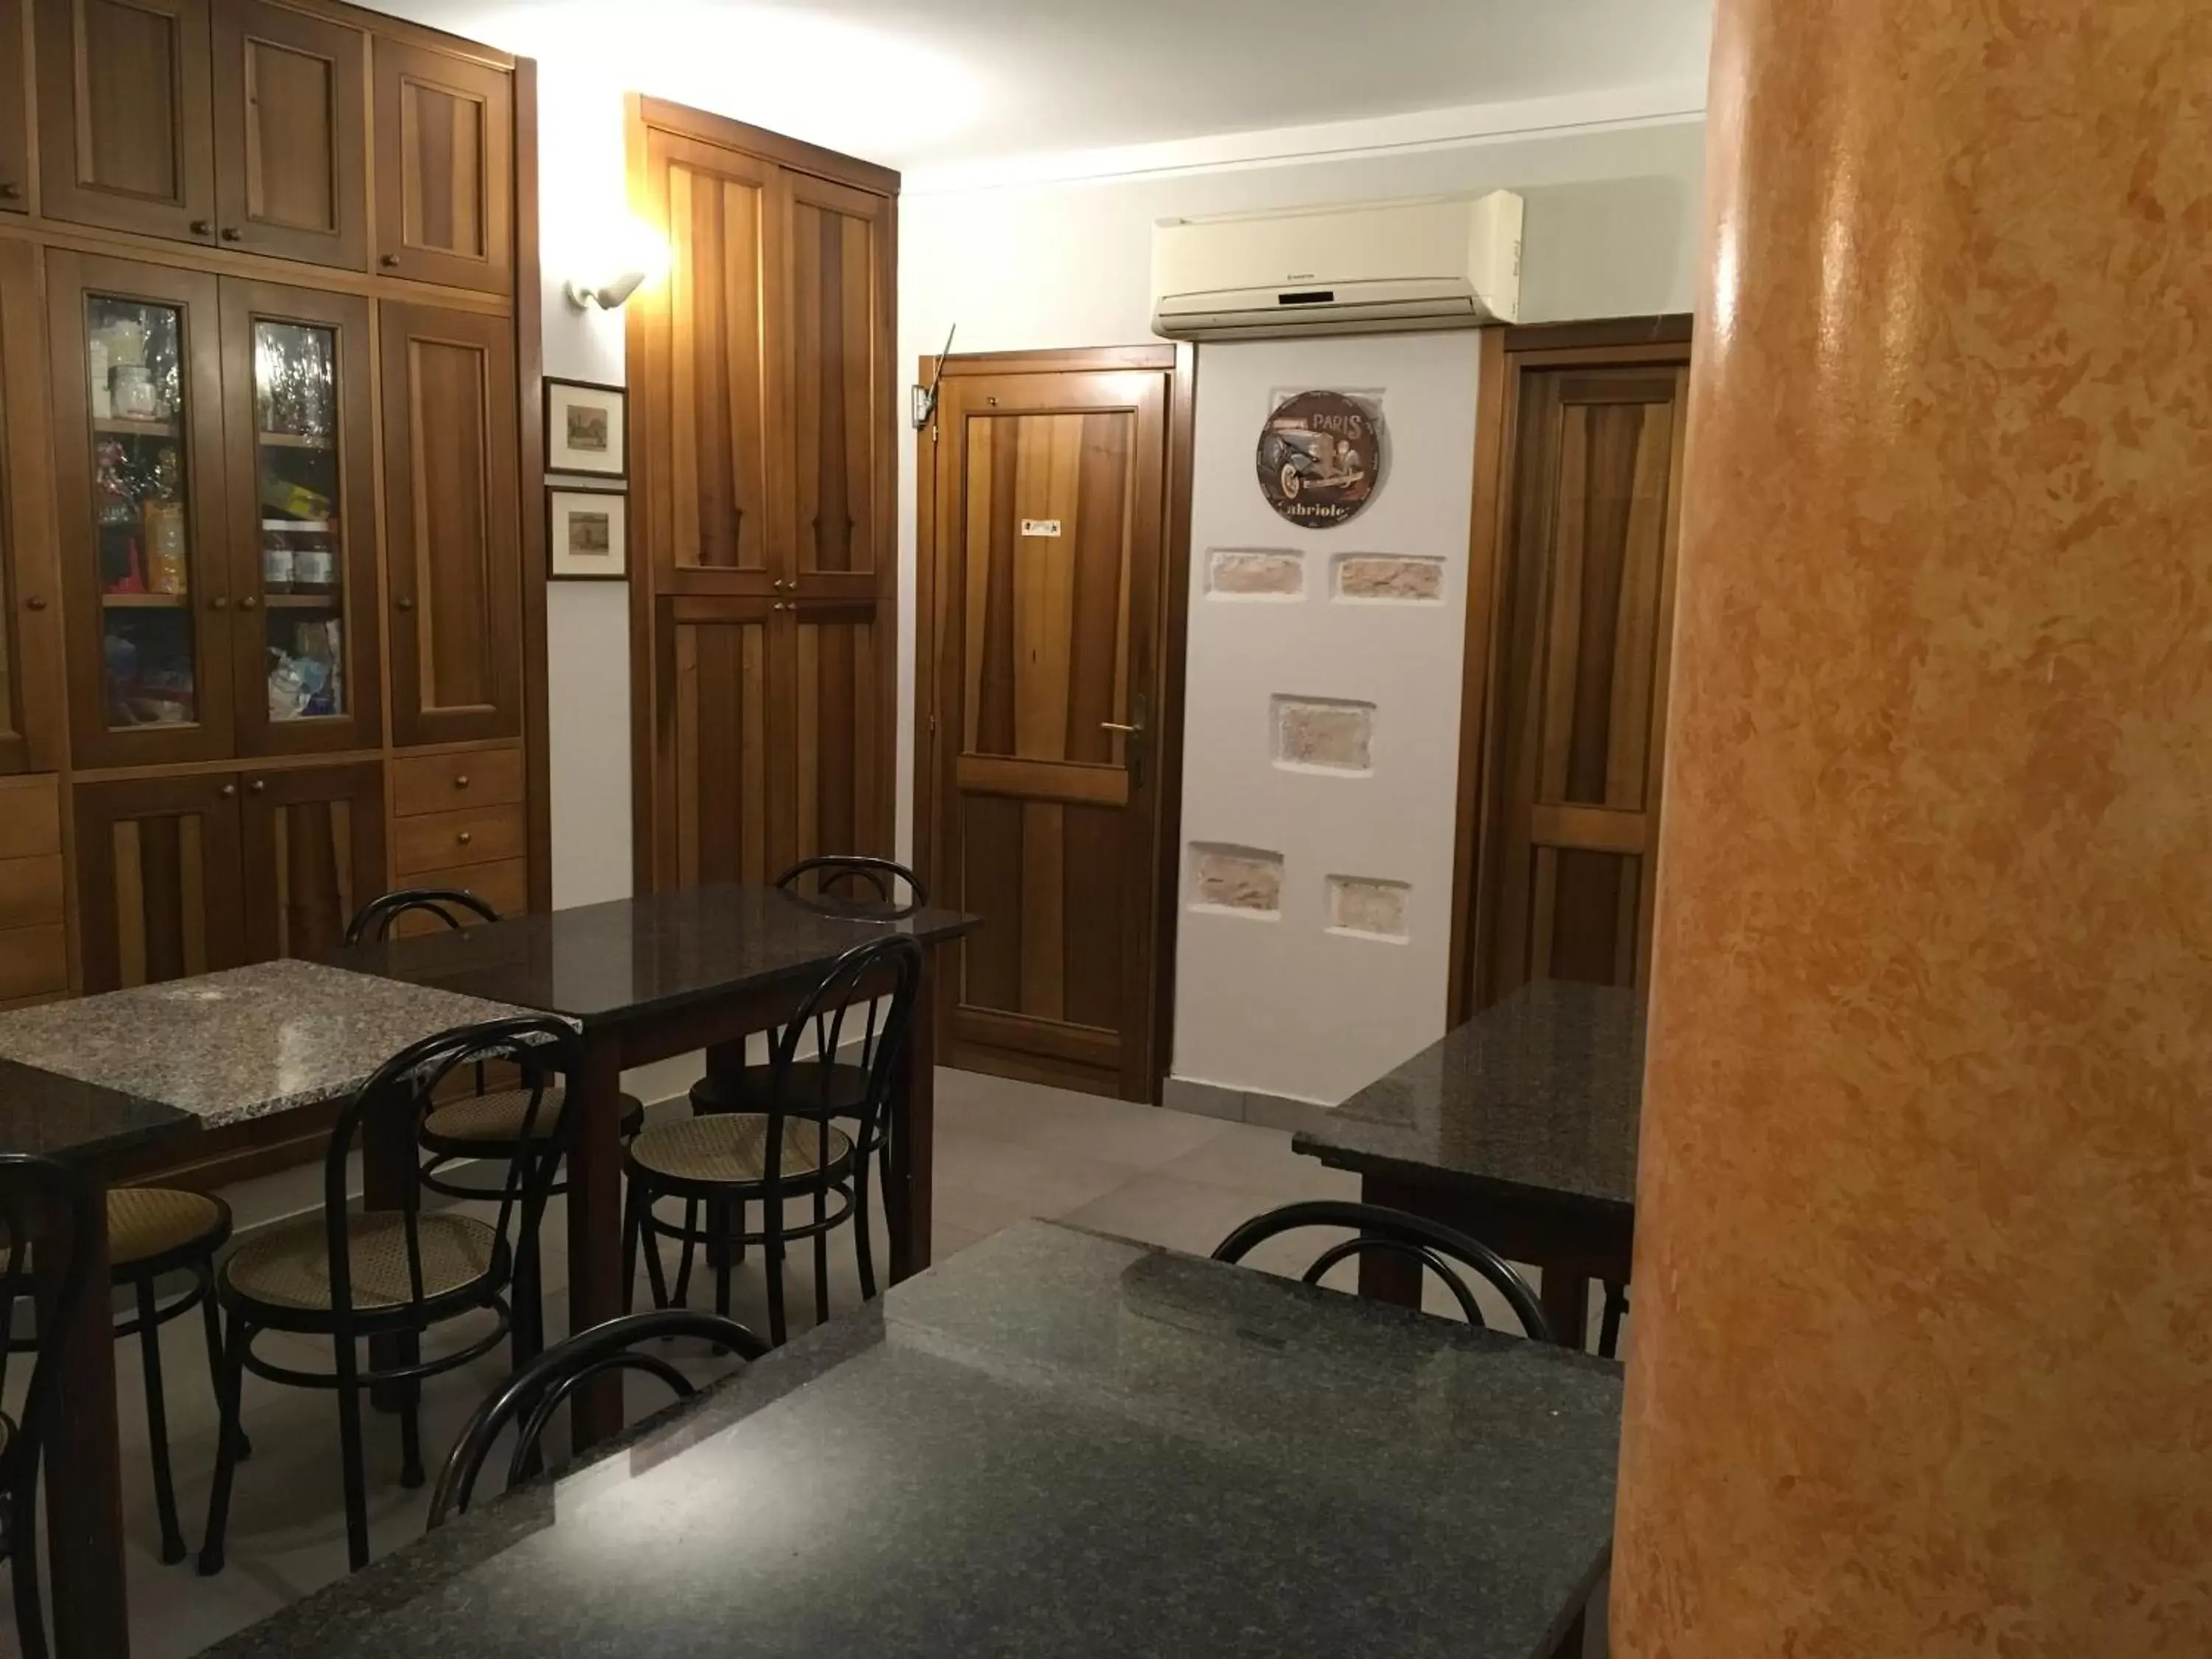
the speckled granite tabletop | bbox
[0,961,552,1129]
[199,1221,1622,1659]
[1294,980,1643,1217]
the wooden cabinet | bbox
[35,0,218,243]
[0,240,63,775]
[655,596,778,886]
[379,299,522,745]
[211,0,367,269]
[0,775,69,1005]
[371,37,510,292]
[0,0,27,210]
[237,758,382,961]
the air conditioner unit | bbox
[1151,192,1523,341]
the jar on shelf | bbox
[292,537,338,597]
[261,538,296,595]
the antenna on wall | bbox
[911,323,959,433]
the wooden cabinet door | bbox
[35,0,218,244]
[636,129,781,592]
[781,170,891,603]
[0,242,63,775]
[379,299,521,745]
[210,0,366,269]
[220,278,379,755]
[370,37,510,293]
[652,595,779,889]
[47,251,235,769]
[0,0,27,211]
[237,758,382,961]
[787,600,888,866]
[1478,359,1689,1006]
[74,771,245,991]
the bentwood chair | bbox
[628,933,923,1345]
[1212,1200,1556,1343]
[426,1309,765,1528]
[0,1156,102,1659]
[198,1015,582,1576]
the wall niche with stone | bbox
[1333,554,1444,603]
[1272,695,1375,774]
[1208,548,1306,599]
[1189,844,1284,918]
[1328,874,1411,940]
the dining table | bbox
[197,1219,1625,1659]
[1293,980,1642,1349]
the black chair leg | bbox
[621,1181,642,1315]
[11,1461,47,1659]
[1599,1283,1630,1360]
[765,1221,788,1348]
[198,1311,249,1576]
[813,1178,830,1327]
[133,1277,187,1565]
[639,1194,672,1312]
[672,1199,697,1308]
[853,1149,877,1301]
[397,1330,425,1491]
[334,1336,372,1573]
[198,1267,248,1461]
[712,1197,734,1322]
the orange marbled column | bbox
[1613,2,2212,1654]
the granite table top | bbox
[0,960,554,1130]
[1295,980,1644,1217]
[323,882,981,1026]
[201,1221,1624,1659]
[0,1058,195,1165]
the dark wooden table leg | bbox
[39,1175,130,1659]
[1551,1611,1588,1659]
[887,959,937,1282]
[566,1025,626,1448]
[1356,1174,1424,1307]
[1540,1266,1593,1353]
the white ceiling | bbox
[391,0,1712,175]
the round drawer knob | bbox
[190,220,213,236]
[395,596,415,611]
[218,784,236,799]
[455,774,470,788]
[220,227,243,242]
[0,184,21,201]
[457,831,473,846]
[238,596,259,611]
[248,779,265,795]
[24,595,45,611]
[380,254,401,268]
[209,597,228,611]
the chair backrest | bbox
[1211,1200,1555,1343]
[323,1017,581,1327]
[427,1308,765,1527]
[759,933,924,1170]
[0,1157,100,1500]
[343,886,502,945]
[774,855,927,917]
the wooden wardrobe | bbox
[625,97,898,891]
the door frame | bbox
[1446,314,1693,1023]
[911,342,1196,1102]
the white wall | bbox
[1177,335,1478,1105]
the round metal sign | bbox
[1256,389,1382,526]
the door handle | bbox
[1099,721,1139,734]
[1100,693,1150,787]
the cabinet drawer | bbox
[394,803,525,874]
[388,856,526,934]
[0,776,60,860]
[392,745,524,817]
[0,922,67,1001]
[0,854,65,931]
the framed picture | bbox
[545,377,627,478]
[548,487,628,580]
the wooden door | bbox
[74,771,246,991]
[379,299,521,746]
[925,361,1177,1099]
[370,36,511,293]
[0,241,63,775]
[220,278,379,754]
[1476,355,1689,1006]
[655,595,779,887]
[47,251,234,768]
[210,0,366,268]
[237,758,382,961]
[782,169,890,603]
[636,129,781,592]
[35,0,218,244]
[0,0,27,211]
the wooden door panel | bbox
[35,0,218,243]
[639,131,779,587]
[1482,361,1687,1005]
[237,759,383,961]
[380,300,521,746]
[0,241,63,774]
[371,37,511,292]
[786,172,888,595]
[658,596,777,888]
[74,772,245,992]
[0,0,27,210]
[933,369,1169,1099]
[211,0,366,268]
[791,603,885,863]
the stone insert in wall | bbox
[1189,844,1284,917]
[1273,695,1375,773]
[1334,554,1444,602]
[1208,549,1306,599]
[1328,875,1411,940]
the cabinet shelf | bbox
[102,593,190,609]
[262,594,341,609]
[257,432,334,451]
[261,518,335,532]
[93,417,182,439]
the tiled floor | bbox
[0,1068,1610,1658]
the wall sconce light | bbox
[566,271,649,312]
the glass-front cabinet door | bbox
[220,281,378,755]
[47,253,233,768]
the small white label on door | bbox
[1020,518,1062,538]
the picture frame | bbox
[548,486,629,580]
[544,377,627,478]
